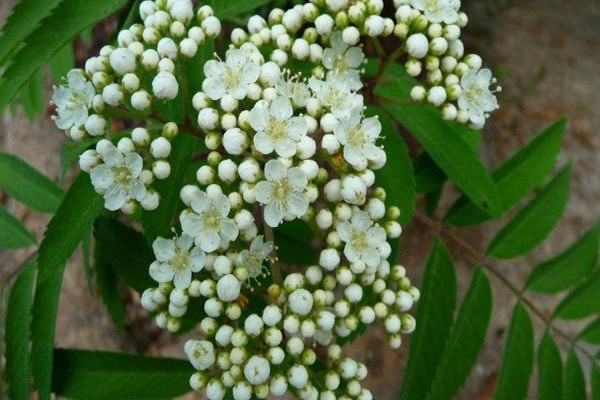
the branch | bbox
[412,211,599,366]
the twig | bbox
[412,211,600,366]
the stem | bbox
[412,212,600,366]
[365,47,404,95]
[371,37,385,59]
[263,222,282,286]
[180,61,190,126]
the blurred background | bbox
[1,0,599,398]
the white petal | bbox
[264,160,287,182]
[153,237,176,262]
[201,231,221,253]
[220,219,239,241]
[254,181,274,204]
[274,138,296,158]
[254,132,275,155]
[180,212,203,237]
[285,117,308,140]
[104,184,127,211]
[264,201,284,227]
[249,107,269,132]
[287,168,307,191]
[270,96,293,121]
[173,270,192,289]
[149,261,174,283]
[286,193,308,218]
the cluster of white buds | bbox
[392,0,500,129]
[51,0,499,399]
[51,0,221,213]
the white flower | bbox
[309,77,363,120]
[180,190,239,252]
[89,144,146,210]
[276,78,311,107]
[202,49,260,100]
[185,340,216,371]
[244,356,270,385]
[237,235,273,279]
[51,70,95,130]
[323,31,365,90]
[458,68,498,126]
[334,114,381,166]
[337,211,387,268]
[410,0,460,24]
[341,175,367,205]
[249,97,307,157]
[322,32,365,90]
[254,160,308,227]
[288,364,309,389]
[149,235,205,289]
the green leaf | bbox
[19,69,45,121]
[206,0,272,18]
[593,366,600,400]
[0,0,64,66]
[52,349,193,399]
[48,42,74,84]
[399,239,457,400]
[425,267,492,400]
[554,270,600,320]
[95,243,125,330]
[536,331,562,400]
[81,228,94,294]
[487,164,571,259]
[562,350,586,400]
[0,0,128,111]
[0,152,64,213]
[414,153,446,194]
[365,106,416,225]
[94,217,154,293]
[5,260,36,400]
[380,89,500,216]
[274,228,318,266]
[493,302,534,400]
[31,263,66,400]
[577,319,600,344]
[0,205,36,249]
[37,173,104,283]
[445,119,566,226]
[525,221,600,293]
[141,133,201,241]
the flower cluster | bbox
[393,0,501,129]
[50,0,499,399]
[51,0,221,212]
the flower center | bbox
[347,126,366,148]
[271,179,291,201]
[202,208,222,231]
[265,118,287,142]
[113,165,133,186]
[350,229,368,252]
[221,66,242,89]
[465,86,485,105]
[332,54,350,73]
[170,250,190,272]
[424,0,443,13]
